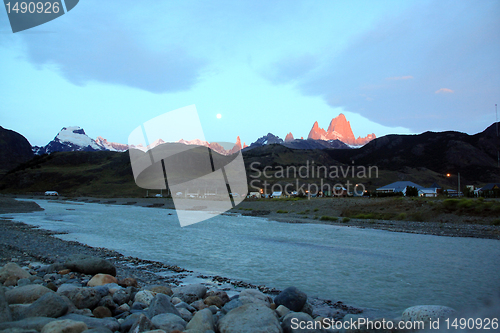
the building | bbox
[477,183,500,197]
[376,181,423,196]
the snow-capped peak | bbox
[56,126,102,150]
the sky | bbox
[1,0,499,147]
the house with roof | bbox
[418,183,442,197]
[376,181,423,196]
[477,183,500,197]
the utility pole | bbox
[496,104,499,168]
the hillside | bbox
[329,123,500,182]
[0,126,34,177]
[0,123,498,197]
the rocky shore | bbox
[0,255,462,333]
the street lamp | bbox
[447,172,461,197]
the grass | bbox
[396,213,407,220]
[313,208,319,212]
[342,217,350,223]
[276,210,288,214]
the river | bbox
[5,199,500,318]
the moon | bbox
[216,113,222,119]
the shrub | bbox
[342,217,350,223]
[492,219,500,226]
[319,216,338,221]
[276,210,288,214]
[313,208,319,212]
[396,213,407,220]
[442,198,460,210]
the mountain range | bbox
[1,121,499,195]
[29,114,375,156]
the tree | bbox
[405,186,419,197]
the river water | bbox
[5,199,500,317]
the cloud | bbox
[386,75,414,80]
[15,2,208,93]
[262,54,319,84]
[290,1,500,133]
[435,88,454,94]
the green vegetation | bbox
[396,213,407,220]
[276,210,288,214]
[342,217,350,223]
[319,215,338,221]
[439,198,500,216]
[313,208,319,212]
[492,219,500,226]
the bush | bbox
[442,198,460,210]
[409,212,425,222]
[319,216,338,221]
[397,213,407,220]
[313,208,319,212]
[276,210,288,214]
[492,219,500,226]
[342,217,350,223]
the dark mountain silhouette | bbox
[0,126,34,176]
[328,123,500,181]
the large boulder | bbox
[0,263,31,284]
[221,299,242,315]
[5,285,53,304]
[185,308,214,332]
[87,274,118,287]
[65,255,116,276]
[402,305,457,323]
[0,288,12,323]
[59,287,101,310]
[151,313,186,332]
[274,287,307,312]
[146,294,181,319]
[58,314,119,332]
[0,317,56,331]
[41,319,88,333]
[134,290,155,306]
[16,292,68,320]
[172,284,207,304]
[128,314,153,333]
[218,303,282,333]
[238,289,272,307]
[205,289,230,305]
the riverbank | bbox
[6,195,500,239]
[0,197,365,315]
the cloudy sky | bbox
[1,0,499,147]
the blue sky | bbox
[1,0,499,147]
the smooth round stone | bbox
[402,305,457,322]
[17,278,31,287]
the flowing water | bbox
[4,199,500,317]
